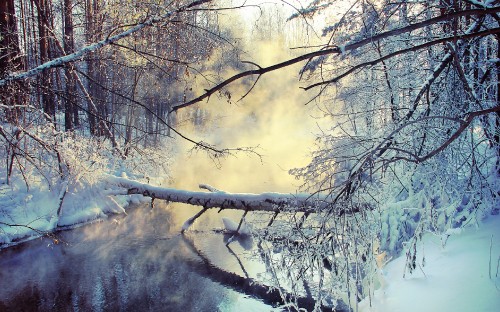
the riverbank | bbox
[0,132,174,249]
[360,214,500,312]
[0,172,150,248]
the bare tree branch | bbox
[169,46,341,112]
[170,7,500,112]
[415,106,500,163]
[0,0,212,87]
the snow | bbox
[0,128,172,248]
[360,216,500,312]
[0,181,58,245]
[222,217,251,235]
[0,173,139,246]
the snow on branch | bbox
[105,175,327,213]
[0,0,211,87]
[302,27,500,91]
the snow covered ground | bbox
[360,215,500,312]
[0,173,146,247]
[0,133,173,248]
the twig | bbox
[226,209,250,246]
[181,207,208,233]
[199,184,221,193]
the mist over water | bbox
[167,1,329,194]
[172,45,323,194]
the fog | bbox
[171,8,326,194]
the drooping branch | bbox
[302,27,500,90]
[169,46,341,112]
[333,106,500,205]
[415,106,500,163]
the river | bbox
[0,200,286,311]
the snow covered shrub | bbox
[57,133,112,185]
[275,106,500,309]
[114,140,174,186]
[0,110,175,244]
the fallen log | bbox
[106,175,327,213]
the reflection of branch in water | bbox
[180,234,343,311]
[225,242,249,279]
[255,236,353,312]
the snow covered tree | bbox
[266,1,500,307]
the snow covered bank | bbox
[0,129,173,248]
[0,174,148,248]
[360,215,500,312]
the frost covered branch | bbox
[303,27,500,90]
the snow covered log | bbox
[105,175,327,213]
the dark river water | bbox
[0,201,278,312]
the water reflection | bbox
[0,202,274,311]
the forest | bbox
[1,0,500,311]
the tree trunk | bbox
[36,0,55,121]
[0,0,26,123]
[63,0,77,131]
[85,0,98,135]
[495,35,500,175]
